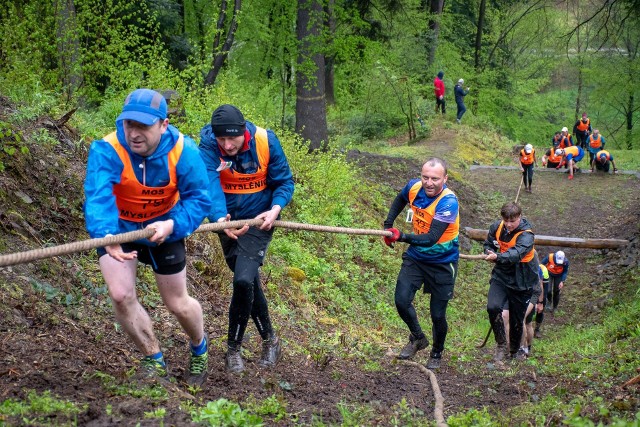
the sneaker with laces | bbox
[225,346,245,374]
[397,334,429,360]
[136,357,169,382]
[426,351,442,370]
[259,336,282,368]
[185,334,209,387]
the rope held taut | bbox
[0,220,484,268]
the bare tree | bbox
[427,0,445,66]
[204,0,241,86]
[55,0,81,102]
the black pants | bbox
[456,102,466,120]
[533,280,550,325]
[521,163,534,188]
[576,132,589,149]
[547,275,563,310]
[435,97,446,114]
[394,255,457,353]
[487,282,532,354]
[219,227,275,347]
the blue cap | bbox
[117,89,167,125]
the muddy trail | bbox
[1,117,639,426]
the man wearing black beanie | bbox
[199,105,294,374]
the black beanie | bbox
[211,104,246,137]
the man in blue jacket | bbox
[200,104,294,374]
[541,251,570,313]
[84,89,213,386]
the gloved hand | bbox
[383,228,402,248]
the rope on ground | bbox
[514,175,524,204]
[0,219,485,268]
[400,360,447,427]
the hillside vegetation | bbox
[0,93,639,426]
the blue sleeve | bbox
[433,193,458,224]
[169,136,212,240]
[199,124,228,222]
[266,130,294,209]
[83,140,124,238]
[540,255,549,265]
[561,260,569,282]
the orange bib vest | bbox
[520,149,535,165]
[219,127,270,194]
[496,221,534,262]
[596,150,610,161]
[103,132,182,222]
[564,146,579,157]
[548,149,563,164]
[558,135,572,149]
[546,252,564,275]
[407,183,459,242]
[576,118,590,132]
[589,134,603,149]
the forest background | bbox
[0,0,640,426]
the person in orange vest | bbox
[587,129,606,164]
[558,127,573,149]
[84,89,213,386]
[572,112,592,150]
[591,150,619,174]
[540,251,570,313]
[542,148,563,168]
[518,143,537,193]
[555,146,585,180]
[483,202,538,362]
[200,104,295,374]
[383,157,460,370]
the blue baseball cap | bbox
[117,89,167,125]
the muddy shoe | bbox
[135,357,169,383]
[493,344,507,362]
[511,348,528,361]
[534,328,543,339]
[185,334,209,387]
[397,334,429,360]
[259,336,282,368]
[426,351,442,370]
[225,347,245,374]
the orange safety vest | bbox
[546,252,564,275]
[564,146,580,157]
[408,183,459,243]
[520,149,535,165]
[104,132,182,222]
[496,221,534,262]
[219,127,270,194]
[589,134,603,149]
[548,149,563,164]
[596,150,610,161]
[576,118,590,132]
[558,135,573,149]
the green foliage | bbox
[191,399,264,427]
[0,390,85,423]
[244,394,288,423]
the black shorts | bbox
[218,226,274,269]
[400,253,458,301]
[97,239,186,275]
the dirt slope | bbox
[1,108,639,426]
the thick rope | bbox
[0,220,484,268]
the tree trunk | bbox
[295,0,328,153]
[324,0,336,105]
[204,0,241,86]
[427,0,445,66]
[56,0,82,102]
[626,93,634,149]
[474,0,486,71]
